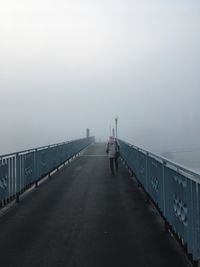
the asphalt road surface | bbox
[0,143,191,267]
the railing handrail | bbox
[0,136,95,207]
[119,138,200,263]
[120,139,200,183]
[0,138,87,159]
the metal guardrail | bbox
[0,137,95,206]
[118,139,200,263]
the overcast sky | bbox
[0,0,200,154]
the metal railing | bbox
[118,139,200,263]
[0,137,95,206]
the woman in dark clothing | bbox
[106,136,120,175]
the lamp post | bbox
[109,124,112,136]
[115,116,118,138]
[112,127,115,137]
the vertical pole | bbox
[112,128,115,137]
[115,116,118,138]
[116,120,117,138]
[16,153,20,203]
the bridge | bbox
[0,137,199,267]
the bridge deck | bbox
[0,144,190,267]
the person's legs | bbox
[115,157,118,172]
[109,158,114,174]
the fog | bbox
[1,0,200,168]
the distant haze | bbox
[0,0,200,161]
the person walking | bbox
[106,136,120,175]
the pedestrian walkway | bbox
[0,144,190,267]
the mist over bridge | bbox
[0,137,199,267]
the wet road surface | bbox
[0,143,191,267]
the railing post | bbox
[162,160,169,233]
[162,160,167,219]
[16,153,20,203]
[35,148,40,187]
[32,150,36,187]
[145,152,149,191]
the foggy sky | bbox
[0,0,200,154]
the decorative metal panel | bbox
[0,160,8,201]
[24,152,34,186]
[118,139,200,261]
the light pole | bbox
[112,127,115,137]
[109,124,112,136]
[115,116,118,138]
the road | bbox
[0,143,190,267]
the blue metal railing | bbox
[118,139,200,262]
[0,137,95,206]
